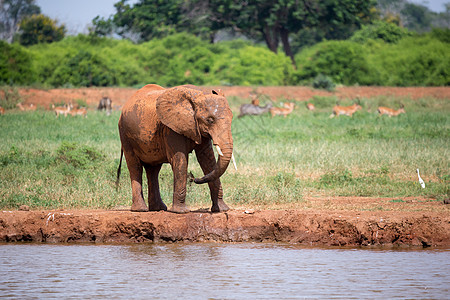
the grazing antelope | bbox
[0,106,4,115]
[52,103,72,117]
[16,103,37,111]
[97,97,112,115]
[306,103,315,111]
[330,103,362,118]
[270,102,295,117]
[377,106,405,117]
[70,107,88,117]
[238,102,272,117]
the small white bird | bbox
[416,169,425,188]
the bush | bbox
[56,141,103,168]
[368,36,450,86]
[0,86,23,109]
[0,41,35,85]
[350,21,413,44]
[212,46,292,86]
[49,50,115,87]
[294,41,371,85]
[312,74,335,91]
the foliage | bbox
[312,74,335,91]
[111,0,186,41]
[56,141,104,169]
[350,21,413,44]
[17,14,66,46]
[429,28,450,44]
[367,36,450,86]
[102,0,376,66]
[0,29,447,87]
[0,86,22,109]
[49,50,115,87]
[0,0,40,42]
[294,40,371,85]
[0,40,35,85]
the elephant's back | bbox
[119,85,165,139]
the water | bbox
[0,243,448,299]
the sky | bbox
[36,0,449,35]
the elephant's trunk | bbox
[194,140,233,184]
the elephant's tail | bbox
[115,148,123,191]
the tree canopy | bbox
[0,0,40,42]
[17,14,66,46]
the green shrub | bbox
[49,50,115,87]
[213,46,292,86]
[312,74,335,91]
[294,40,371,85]
[56,141,104,168]
[350,21,413,44]
[0,86,23,109]
[0,41,35,85]
[368,36,450,86]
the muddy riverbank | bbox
[1,208,448,247]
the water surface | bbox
[1,243,448,299]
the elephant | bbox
[117,84,234,213]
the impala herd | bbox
[0,97,115,118]
[238,95,405,119]
[2,94,405,120]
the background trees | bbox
[0,0,40,42]
[17,14,66,46]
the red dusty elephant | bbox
[117,84,234,213]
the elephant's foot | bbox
[169,204,190,214]
[149,201,167,211]
[131,201,149,212]
[211,200,230,213]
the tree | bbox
[205,0,376,66]
[17,14,66,46]
[106,0,375,66]
[0,0,40,42]
[112,0,187,41]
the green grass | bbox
[0,95,449,210]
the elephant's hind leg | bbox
[144,164,167,211]
[124,152,148,212]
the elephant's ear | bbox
[156,87,202,144]
[212,89,225,97]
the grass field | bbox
[0,95,448,210]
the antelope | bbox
[270,102,295,117]
[238,102,272,117]
[52,103,72,117]
[0,106,4,115]
[70,107,88,117]
[377,106,405,117]
[306,103,315,111]
[97,97,112,115]
[16,103,37,111]
[330,103,362,118]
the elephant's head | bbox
[156,87,233,184]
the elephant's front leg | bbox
[195,140,229,213]
[170,151,190,213]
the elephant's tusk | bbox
[216,145,224,156]
[232,153,237,170]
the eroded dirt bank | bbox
[1,209,448,247]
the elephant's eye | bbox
[206,116,215,124]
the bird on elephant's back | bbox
[117,84,235,214]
